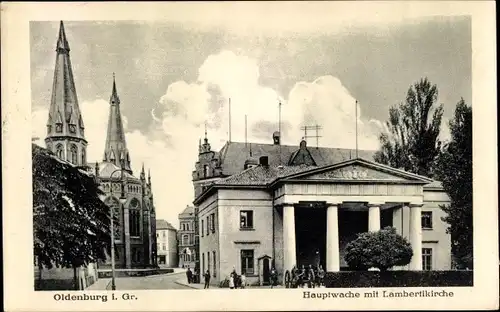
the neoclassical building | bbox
[44,21,157,270]
[192,132,451,286]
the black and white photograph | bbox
[2,1,498,311]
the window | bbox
[129,210,141,237]
[69,124,76,134]
[202,253,205,272]
[421,211,433,229]
[162,243,166,251]
[422,248,433,271]
[210,213,216,233]
[182,234,189,246]
[163,231,166,237]
[240,250,254,275]
[201,220,204,237]
[206,216,210,236]
[207,252,211,275]
[81,148,86,165]
[55,123,63,133]
[56,144,64,159]
[186,223,190,231]
[204,165,209,178]
[213,251,216,277]
[69,144,78,165]
[240,210,254,229]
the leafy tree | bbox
[344,227,413,271]
[434,99,473,269]
[374,78,444,178]
[33,144,113,290]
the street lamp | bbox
[109,168,127,291]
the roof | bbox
[215,164,317,186]
[195,157,444,204]
[156,219,177,231]
[179,205,195,217]
[218,141,376,176]
[97,161,137,180]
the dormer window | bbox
[47,125,52,133]
[56,124,63,133]
[69,124,76,134]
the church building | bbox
[192,131,451,286]
[44,21,157,270]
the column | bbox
[409,205,422,270]
[368,205,381,232]
[123,207,132,268]
[282,205,297,272]
[326,204,340,272]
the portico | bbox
[272,159,433,273]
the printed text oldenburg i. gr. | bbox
[53,293,138,302]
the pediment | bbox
[283,158,433,184]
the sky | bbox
[30,13,471,227]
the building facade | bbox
[178,206,197,268]
[192,133,451,286]
[94,76,157,269]
[44,21,157,270]
[37,21,96,290]
[156,219,178,267]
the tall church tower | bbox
[45,21,87,166]
[103,74,132,173]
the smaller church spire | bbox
[204,122,208,144]
[140,162,146,180]
[148,168,151,185]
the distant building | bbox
[156,219,178,267]
[192,132,452,286]
[178,206,196,268]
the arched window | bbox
[182,235,189,246]
[203,165,209,178]
[129,199,141,237]
[56,144,64,159]
[81,148,86,165]
[69,144,78,165]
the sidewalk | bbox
[86,278,111,290]
[174,278,284,289]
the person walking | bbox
[186,267,193,284]
[204,270,211,289]
[229,274,235,289]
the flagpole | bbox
[355,100,358,158]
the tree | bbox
[32,144,113,290]
[374,78,444,178]
[344,227,413,271]
[434,99,472,269]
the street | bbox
[95,272,194,290]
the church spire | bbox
[103,74,132,172]
[45,21,87,167]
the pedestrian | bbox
[186,267,193,284]
[317,265,325,287]
[240,273,246,289]
[204,270,211,289]
[270,267,277,288]
[307,265,315,288]
[229,274,235,289]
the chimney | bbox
[259,156,269,167]
[273,131,281,145]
